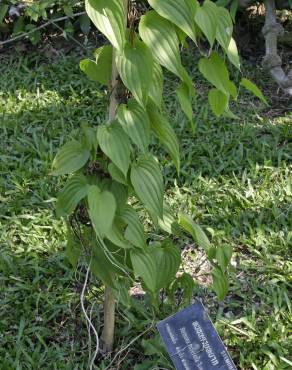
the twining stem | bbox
[101,0,129,354]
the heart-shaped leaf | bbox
[80,45,113,85]
[139,11,182,78]
[149,63,164,107]
[216,6,233,51]
[117,98,150,152]
[97,122,131,177]
[52,140,90,176]
[131,154,164,218]
[148,0,198,43]
[116,39,153,107]
[85,0,126,51]
[195,0,218,46]
[147,105,180,173]
[56,174,90,217]
[199,53,237,98]
[131,243,181,293]
[88,185,116,236]
[208,88,229,117]
[120,205,146,249]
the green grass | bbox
[0,51,291,370]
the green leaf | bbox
[148,0,198,43]
[227,37,240,70]
[97,122,131,177]
[208,88,229,117]
[52,140,90,176]
[216,245,233,271]
[131,243,181,293]
[212,267,229,300]
[131,155,164,218]
[139,11,183,78]
[56,174,89,217]
[176,82,194,123]
[178,213,211,252]
[216,6,233,51]
[65,228,81,268]
[106,221,131,249]
[88,185,116,236]
[90,242,116,288]
[0,4,8,23]
[147,105,180,173]
[108,163,128,185]
[195,0,218,46]
[170,272,195,302]
[157,204,180,235]
[117,98,150,152]
[79,13,91,34]
[240,78,268,105]
[80,45,112,85]
[198,52,237,98]
[85,0,126,51]
[116,39,153,107]
[107,181,128,212]
[80,123,98,154]
[120,205,146,249]
[149,63,164,107]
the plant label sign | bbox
[157,301,237,370]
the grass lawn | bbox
[0,50,291,370]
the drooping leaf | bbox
[88,185,116,236]
[80,45,113,85]
[79,13,91,34]
[97,122,131,177]
[240,78,268,105]
[107,181,128,212]
[117,98,150,152]
[198,52,237,98]
[116,38,153,107]
[170,272,195,303]
[148,0,198,43]
[149,63,164,107]
[208,88,229,117]
[120,205,146,249]
[131,243,181,293]
[157,204,180,235]
[90,243,116,288]
[85,0,126,51]
[108,163,128,185]
[65,227,81,268]
[216,6,233,51]
[139,11,183,78]
[106,221,131,249]
[178,213,211,253]
[227,37,240,70]
[176,82,194,124]
[212,267,229,300]
[52,140,90,176]
[147,105,180,173]
[130,154,164,218]
[195,0,218,46]
[56,174,89,217]
[216,245,233,272]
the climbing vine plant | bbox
[52,0,266,354]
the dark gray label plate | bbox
[157,302,237,370]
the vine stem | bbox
[101,0,129,355]
[80,261,100,370]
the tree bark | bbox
[262,0,292,95]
